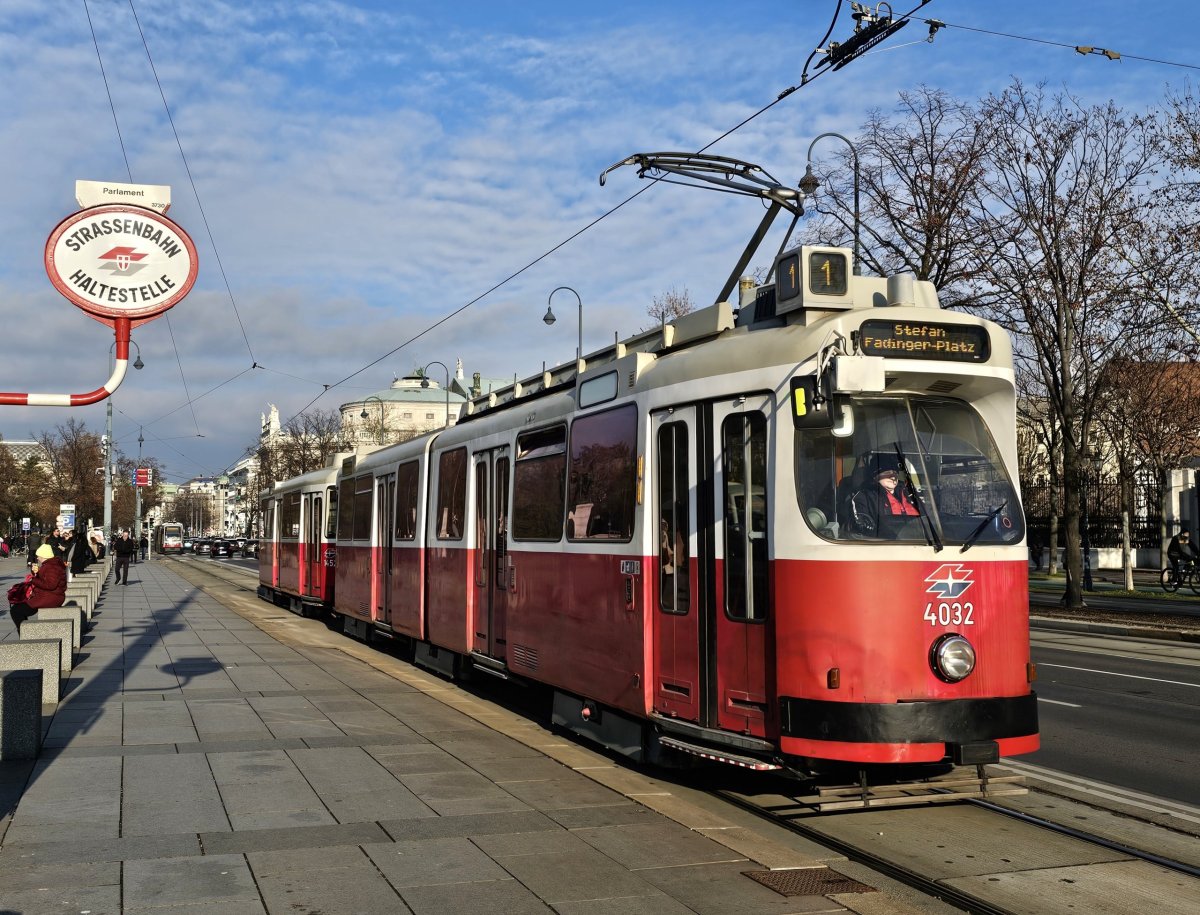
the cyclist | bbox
[1167,529,1198,584]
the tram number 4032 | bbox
[924,602,975,626]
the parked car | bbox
[210,539,232,558]
[193,538,212,555]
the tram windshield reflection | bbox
[797,396,1025,545]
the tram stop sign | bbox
[43,202,198,328]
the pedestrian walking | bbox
[113,530,136,584]
[139,534,149,562]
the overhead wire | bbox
[927,18,1200,72]
[282,0,887,427]
[82,0,132,182]
[125,0,258,365]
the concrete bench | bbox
[21,619,74,675]
[0,669,42,760]
[64,588,95,617]
[0,640,61,705]
[35,606,83,650]
[68,574,100,601]
[63,594,93,623]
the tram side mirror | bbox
[790,376,832,429]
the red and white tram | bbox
[257,460,341,616]
[262,242,1038,774]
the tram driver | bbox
[847,454,919,537]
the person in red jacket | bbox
[7,543,68,632]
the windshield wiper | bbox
[960,500,1008,553]
[894,442,943,552]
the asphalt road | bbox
[1027,629,1200,806]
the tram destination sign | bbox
[44,203,198,325]
[859,319,990,363]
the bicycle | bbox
[1160,562,1200,595]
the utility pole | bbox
[103,400,113,538]
[134,428,144,548]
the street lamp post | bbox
[359,395,385,444]
[799,132,861,274]
[544,286,583,365]
[104,341,143,538]
[421,361,451,428]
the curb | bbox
[1031,615,1200,644]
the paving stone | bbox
[122,752,230,835]
[571,821,750,870]
[245,843,371,876]
[0,669,42,760]
[379,809,560,842]
[363,836,511,887]
[399,877,556,915]
[123,853,260,910]
[0,882,121,915]
[495,847,663,905]
[255,859,411,913]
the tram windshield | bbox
[796,396,1024,546]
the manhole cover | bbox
[743,867,875,896]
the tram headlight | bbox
[930,633,976,682]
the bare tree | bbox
[800,87,989,308]
[965,81,1163,609]
[646,286,695,329]
[36,418,105,527]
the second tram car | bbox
[261,243,1039,776]
[153,522,185,555]
[257,460,342,616]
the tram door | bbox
[651,407,702,723]
[471,449,511,658]
[373,474,396,625]
[302,492,323,598]
[711,396,771,737]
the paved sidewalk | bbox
[0,556,905,915]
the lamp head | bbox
[360,408,368,419]
[133,354,145,370]
[798,164,819,197]
[421,377,430,389]
[543,306,556,326]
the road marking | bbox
[1037,662,1200,689]
[999,759,1200,823]
[1037,697,1081,708]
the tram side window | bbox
[512,426,566,541]
[281,493,301,541]
[325,486,337,540]
[337,478,355,540]
[567,404,637,542]
[261,499,275,541]
[394,461,419,541]
[723,413,768,621]
[436,448,467,540]
[353,475,373,540]
[657,422,690,615]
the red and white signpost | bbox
[0,190,198,407]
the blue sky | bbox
[1,0,1195,486]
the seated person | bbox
[847,455,919,536]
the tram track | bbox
[712,776,1200,915]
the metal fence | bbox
[1023,475,1163,549]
